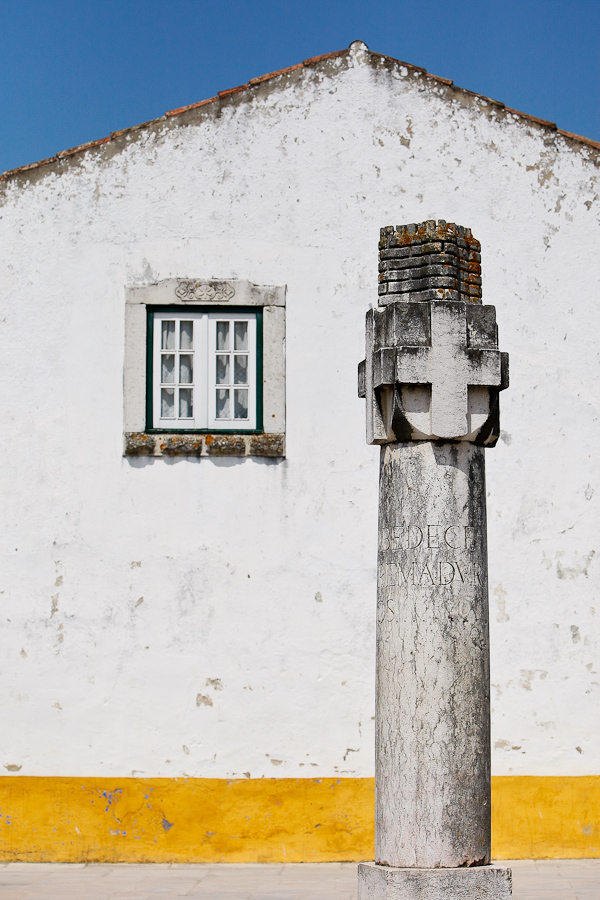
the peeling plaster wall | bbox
[0,46,598,779]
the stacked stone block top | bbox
[378,220,482,304]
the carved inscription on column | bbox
[377,521,484,624]
[378,524,482,586]
[374,442,491,868]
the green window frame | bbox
[145,305,264,434]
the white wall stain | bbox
[494,584,509,622]
[557,550,595,580]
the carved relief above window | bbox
[174,281,236,302]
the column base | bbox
[358,862,512,899]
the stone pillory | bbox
[358,221,511,900]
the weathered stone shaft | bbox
[375,440,491,868]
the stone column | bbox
[358,221,512,899]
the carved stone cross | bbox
[361,297,508,446]
[394,301,503,438]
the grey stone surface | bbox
[380,245,481,263]
[375,441,491,868]
[381,275,460,291]
[358,863,512,900]
[361,299,507,445]
[380,242,443,258]
[0,860,596,900]
[378,285,461,302]
[378,221,483,303]
[379,253,475,271]
[380,265,460,281]
[124,432,285,458]
[125,279,286,308]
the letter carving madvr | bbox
[377,523,482,595]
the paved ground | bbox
[0,859,598,899]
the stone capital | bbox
[359,221,508,446]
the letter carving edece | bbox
[379,524,476,552]
[175,282,236,302]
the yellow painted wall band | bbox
[491,775,600,859]
[0,776,598,862]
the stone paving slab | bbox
[0,860,598,899]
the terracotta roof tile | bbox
[377,53,426,74]
[557,129,600,150]
[462,91,505,108]
[249,62,304,86]
[504,107,557,129]
[426,73,453,86]
[218,84,248,99]
[166,96,218,117]
[302,49,348,66]
[56,137,110,158]
[110,118,164,140]
[481,97,505,108]
[2,156,57,178]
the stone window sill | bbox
[124,432,285,458]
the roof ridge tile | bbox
[557,129,600,150]
[110,118,165,140]
[218,84,249,99]
[426,73,453,86]
[56,137,110,158]
[2,156,57,178]
[377,53,427,74]
[249,62,304,86]
[302,49,348,66]
[165,96,218,117]
[504,107,557,130]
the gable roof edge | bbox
[1,45,598,183]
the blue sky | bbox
[1,0,598,173]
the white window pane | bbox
[179,354,193,384]
[234,389,248,419]
[176,309,255,430]
[161,321,175,350]
[216,388,230,419]
[179,388,193,418]
[234,355,248,385]
[216,355,230,385]
[180,321,193,350]
[161,354,175,383]
[216,321,230,351]
[234,321,248,351]
[161,388,175,417]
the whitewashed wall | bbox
[0,44,598,779]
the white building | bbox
[0,41,598,862]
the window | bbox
[123,278,286,458]
[149,309,260,431]
[124,279,285,458]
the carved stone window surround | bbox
[124,279,286,458]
